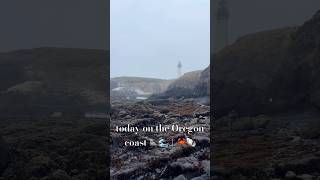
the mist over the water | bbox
[111,0,210,79]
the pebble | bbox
[285,171,296,179]
[191,176,207,180]
[296,174,313,180]
[173,175,188,180]
[70,169,79,175]
[201,160,210,175]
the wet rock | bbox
[201,160,210,175]
[50,170,71,180]
[190,118,199,125]
[70,169,79,176]
[72,173,88,180]
[291,136,301,143]
[194,136,210,148]
[112,165,143,180]
[296,174,313,180]
[285,171,297,179]
[124,115,131,119]
[170,156,199,172]
[118,110,128,117]
[152,112,164,120]
[118,153,130,160]
[29,177,39,180]
[111,135,122,149]
[211,175,219,180]
[199,118,209,124]
[279,156,320,173]
[315,151,320,157]
[238,175,249,180]
[0,136,9,174]
[193,111,210,118]
[160,108,170,114]
[212,166,233,176]
[155,168,161,174]
[191,175,207,180]
[133,118,157,127]
[25,155,56,178]
[147,99,170,106]
[264,167,275,177]
[40,177,49,180]
[285,171,296,179]
[173,174,188,180]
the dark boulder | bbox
[0,136,10,175]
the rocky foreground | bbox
[110,99,210,180]
[0,117,107,180]
[213,111,320,180]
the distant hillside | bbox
[168,70,202,90]
[214,10,320,117]
[151,68,210,99]
[110,77,173,101]
[194,66,210,97]
[0,47,109,116]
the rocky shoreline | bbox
[110,99,210,180]
[213,112,320,180]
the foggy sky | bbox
[228,0,320,43]
[111,0,210,79]
[0,0,109,52]
[1,0,319,79]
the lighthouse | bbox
[177,61,182,78]
[214,0,230,52]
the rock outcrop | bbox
[270,10,320,111]
[213,10,320,117]
[0,48,109,116]
[152,68,210,99]
[110,77,173,101]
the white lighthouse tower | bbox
[214,0,230,52]
[177,61,182,78]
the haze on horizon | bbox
[110,0,210,80]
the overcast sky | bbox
[110,0,210,79]
[228,0,320,43]
[1,0,319,79]
[0,0,108,52]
